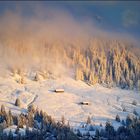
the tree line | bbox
[8,38,140,90]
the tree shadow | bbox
[0,100,27,114]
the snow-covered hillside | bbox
[0,74,139,131]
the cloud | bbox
[122,9,140,28]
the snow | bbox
[0,75,140,131]
[3,125,33,136]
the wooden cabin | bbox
[79,101,91,105]
[55,89,64,93]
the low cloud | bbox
[0,5,139,75]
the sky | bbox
[0,1,140,39]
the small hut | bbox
[79,101,91,105]
[55,89,64,93]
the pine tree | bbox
[95,129,100,139]
[17,115,24,128]
[115,114,120,122]
[75,67,84,81]
[27,111,34,127]
[132,100,137,106]
[15,98,21,107]
[86,116,91,124]
[28,104,35,113]
[133,109,138,116]
[15,126,20,134]
[1,104,6,114]
[86,56,90,69]
[5,113,10,127]
[25,124,30,136]
[105,120,115,136]
[34,73,40,81]
[8,130,13,140]
[61,115,65,125]
[77,129,82,137]
[122,106,126,112]
[67,121,70,131]
[126,114,133,126]
[89,72,95,85]
[137,80,140,90]
[21,77,25,84]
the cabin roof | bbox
[55,89,64,92]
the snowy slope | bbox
[0,75,140,130]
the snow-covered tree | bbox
[115,114,120,122]
[15,98,21,107]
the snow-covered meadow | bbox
[0,73,140,132]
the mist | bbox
[0,6,139,76]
